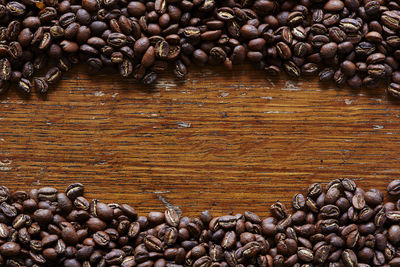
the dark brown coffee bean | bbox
[319,68,334,81]
[222,231,236,250]
[367,64,385,78]
[240,24,258,39]
[284,61,301,78]
[388,180,400,195]
[320,42,338,58]
[87,57,103,73]
[334,69,346,86]
[347,75,362,89]
[141,46,156,68]
[144,235,163,252]
[21,61,33,78]
[38,32,51,50]
[301,63,319,75]
[325,0,345,11]
[8,41,23,59]
[276,42,292,60]
[107,32,127,48]
[65,183,84,199]
[119,58,133,78]
[7,2,26,16]
[45,67,62,84]
[173,60,187,79]
[341,60,356,76]
[16,78,31,95]
[0,242,21,257]
[340,18,362,33]
[60,40,79,53]
[93,231,110,246]
[297,247,313,262]
[0,58,11,81]
[381,11,400,30]
[57,57,72,72]
[33,209,52,224]
[388,83,400,98]
[342,249,357,267]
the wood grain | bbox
[0,64,399,218]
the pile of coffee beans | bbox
[0,179,400,266]
[1,0,400,97]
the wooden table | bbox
[0,64,399,218]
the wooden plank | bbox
[0,64,399,217]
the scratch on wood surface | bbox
[177,122,191,128]
[261,96,273,100]
[264,111,296,114]
[0,159,12,171]
[156,194,181,215]
[153,191,171,194]
[373,125,384,130]
[94,91,105,96]
[155,79,178,90]
[266,78,275,87]
[281,81,302,91]
[219,92,230,97]
[345,99,356,105]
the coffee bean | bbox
[342,249,358,266]
[16,77,31,95]
[2,179,400,266]
[381,11,400,30]
[387,180,400,195]
[319,68,335,81]
[119,58,133,78]
[320,42,338,58]
[45,67,62,84]
[65,183,84,199]
[93,231,110,246]
[0,242,21,257]
[325,0,345,12]
[276,42,292,60]
[8,41,23,59]
[144,235,163,252]
[7,2,26,17]
[0,0,399,103]
[33,209,52,224]
[22,61,33,78]
[0,58,11,81]
[240,24,258,39]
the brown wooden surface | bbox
[0,64,400,217]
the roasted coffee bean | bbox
[1,179,400,266]
[0,0,399,98]
[302,63,319,75]
[319,68,335,81]
[8,41,23,59]
[387,180,400,195]
[16,78,31,95]
[66,183,84,199]
[284,61,301,78]
[320,42,338,58]
[388,83,400,98]
[57,57,72,72]
[381,11,400,30]
[44,67,61,84]
[0,58,11,81]
[22,61,33,78]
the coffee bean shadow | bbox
[387,94,400,105]
[0,86,32,101]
